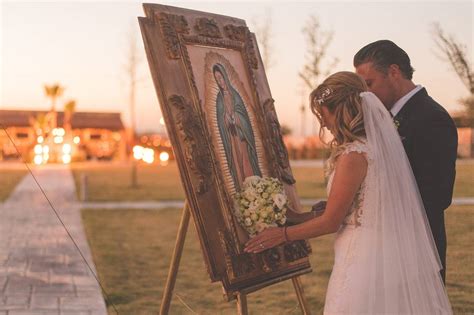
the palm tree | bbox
[63,100,76,133]
[44,83,65,130]
[29,113,48,136]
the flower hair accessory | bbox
[314,87,332,105]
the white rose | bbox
[244,217,253,226]
[273,193,287,209]
[244,176,261,187]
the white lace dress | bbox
[321,93,452,314]
[324,140,373,314]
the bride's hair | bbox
[310,71,368,151]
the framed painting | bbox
[139,3,312,299]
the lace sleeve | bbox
[340,140,372,163]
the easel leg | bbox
[292,276,312,315]
[159,200,191,315]
[236,292,248,315]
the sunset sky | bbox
[1,1,472,135]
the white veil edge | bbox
[345,92,452,314]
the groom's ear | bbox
[388,64,403,79]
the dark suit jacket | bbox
[394,88,458,213]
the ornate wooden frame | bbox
[139,3,312,299]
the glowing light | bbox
[63,143,71,154]
[160,117,165,125]
[142,148,155,164]
[62,154,71,164]
[133,145,144,160]
[57,128,65,136]
[73,136,80,144]
[43,145,49,154]
[34,144,43,155]
[34,155,43,165]
[37,136,44,144]
[159,151,169,162]
[54,136,63,144]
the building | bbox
[0,109,127,162]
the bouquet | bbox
[233,176,288,237]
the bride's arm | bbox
[245,152,367,253]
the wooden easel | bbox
[159,200,312,315]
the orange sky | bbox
[1,1,472,135]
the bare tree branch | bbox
[432,22,474,95]
[299,15,338,90]
[123,22,144,188]
[298,15,339,136]
[251,9,275,72]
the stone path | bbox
[0,165,107,315]
[77,197,474,210]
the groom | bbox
[353,40,458,283]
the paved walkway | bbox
[77,197,474,210]
[0,165,107,315]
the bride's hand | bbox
[244,227,285,254]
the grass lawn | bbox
[72,161,474,201]
[82,205,473,314]
[71,163,185,201]
[0,169,27,201]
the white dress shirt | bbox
[390,85,423,117]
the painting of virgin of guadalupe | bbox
[213,63,262,192]
[204,52,267,196]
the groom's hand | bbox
[311,200,327,216]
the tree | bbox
[44,83,64,130]
[280,124,292,136]
[432,22,473,117]
[63,100,76,133]
[299,15,339,90]
[29,113,48,136]
[122,23,144,188]
[252,9,275,72]
[299,15,338,137]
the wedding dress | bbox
[323,92,452,314]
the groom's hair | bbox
[353,40,415,80]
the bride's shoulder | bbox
[341,139,371,156]
[325,139,373,177]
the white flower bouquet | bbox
[233,176,288,237]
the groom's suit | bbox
[394,88,458,283]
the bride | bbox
[244,71,452,314]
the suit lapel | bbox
[393,88,427,146]
[393,87,427,122]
